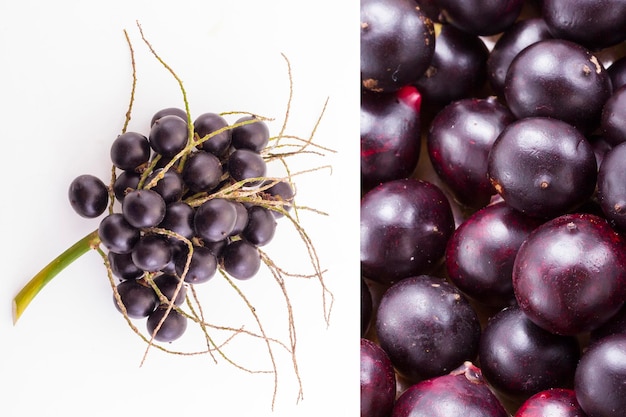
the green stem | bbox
[12,229,100,324]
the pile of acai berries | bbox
[360,1,626,416]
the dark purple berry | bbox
[513,213,626,335]
[98,213,140,254]
[376,275,481,382]
[146,305,187,342]
[361,338,396,417]
[113,279,158,319]
[122,189,167,229]
[231,116,270,152]
[149,114,189,158]
[68,174,109,219]
[221,239,261,280]
[194,198,238,243]
[194,112,231,156]
[181,150,222,193]
[110,132,150,171]
[131,234,172,273]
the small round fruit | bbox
[478,306,580,399]
[361,85,422,189]
[122,189,167,229]
[131,234,172,273]
[436,0,524,36]
[149,114,189,158]
[113,279,158,319]
[174,245,217,284]
[487,17,553,97]
[194,112,231,156]
[600,85,626,146]
[575,334,626,417]
[181,150,222,193]
[110,131,150,171]
[361,338,396,417]
[391,362,509,417]
[445,201,542,308]
[515,388,587,417]
[228,148,267,187]
[242,205,276,246]
[145,168,184,204]
[504,39,612,132]
[221,239,261,280]
[108,251,144,280]
[361,178,455,285]
[427,97,514,208]
[152,273,187,305]
[597,141,626,233]
[414,23,489,106]
[512,213,626,335]
[360,0,435,93]
[194,198,238,243]
[150,107,187,126]
[146,305,187,342]
[231,116,269,152]
[488,117,597,218]
[98,213,140,254]
[376,275,481,382]
[68,174,109,219]
[542,0,626,50]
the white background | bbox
[0,1,359,416]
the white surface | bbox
[0,1,359,416]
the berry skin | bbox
[110,131,150,171]
[231,116,270,152]
[149,114,189,157]
[68,174,109,218]
[222,239,261,280]
[122,189,167,229]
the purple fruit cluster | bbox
[69,107,294,343]
[361,1,626,416]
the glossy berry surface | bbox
[148,114,189,157]
[414,23,489,106]
[231,116,270,152]
[478,305,580,399]
[361,338,396,417]
[361,178,455,284]
[98,213,140,254]
[110,131,151,171]
[446,201,542,308]
[193,112,231,156]
[221,239,261,280]
[513,213,626,335]
[181,150,222,193]
[360,0,435,93]
[361,85,422,189]
[122,189,167,229]
[427,97,514,208]
[68,174,109,219]
[436,0,524,36]
[575,334,626,417]
[514,388,587,417]
[376,275,481,382]
[391,362,509,417]
[488,117,597,218]
[113,279,158,319]
[504,39,612,132]
[146,305,187,342]
[131,234,172,273]
[194,198,238,243]
[597,141,626,233]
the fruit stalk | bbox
[12,229,100,324]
